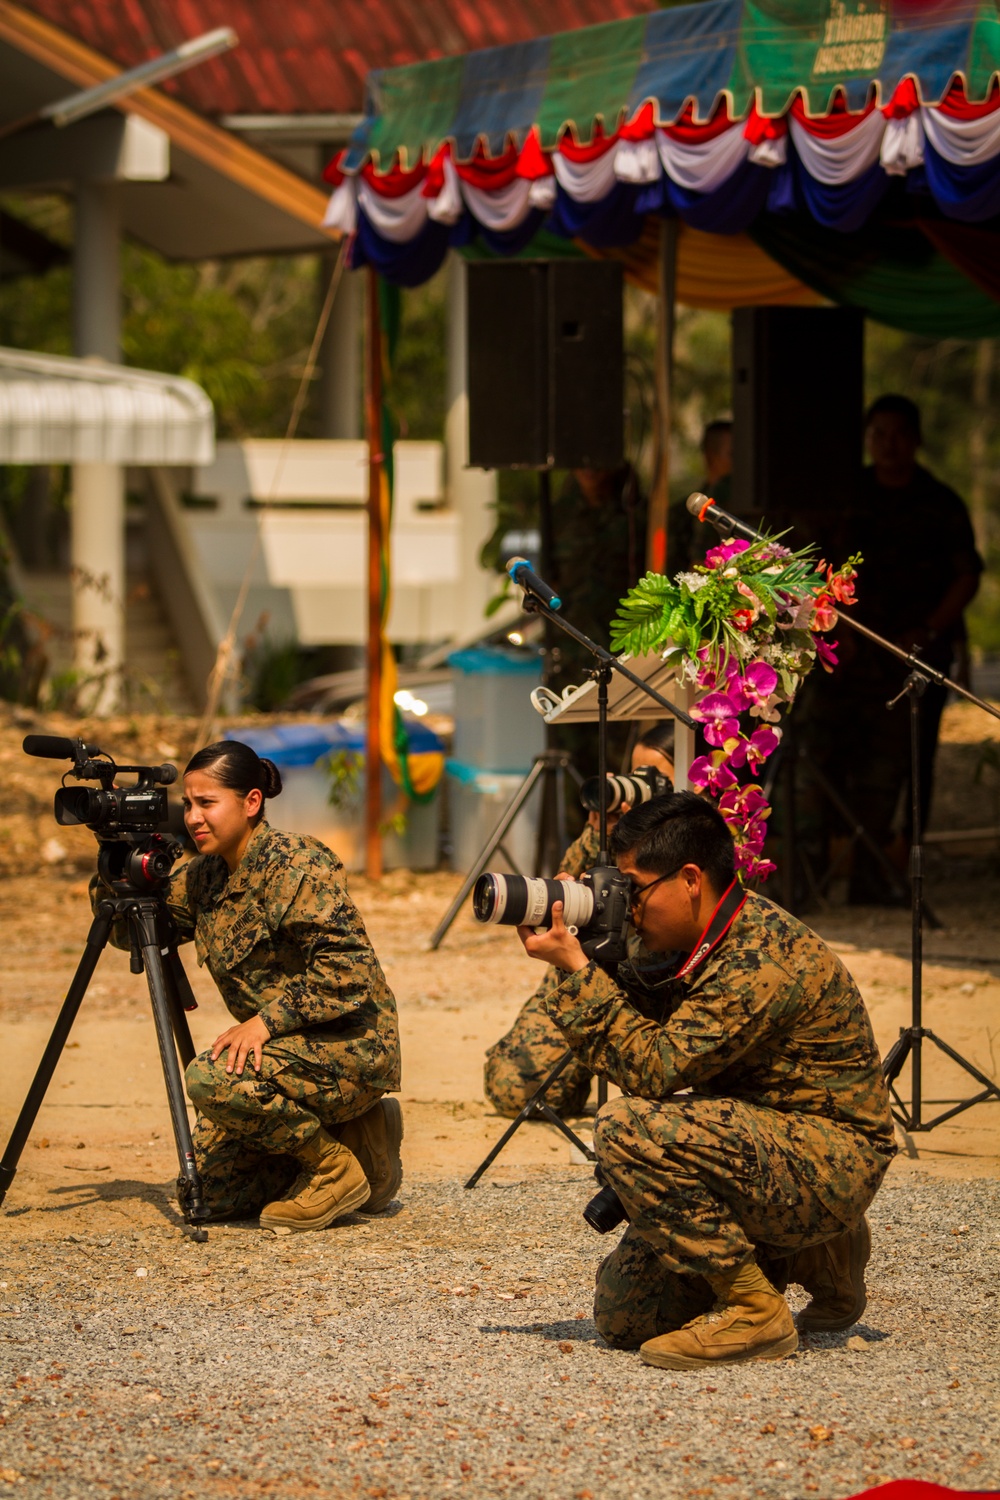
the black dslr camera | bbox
[473,865,632,966]
[578,764,671,814]
[24,734,182,892]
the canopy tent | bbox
[0,346,215,464]
[322,0,1000,334]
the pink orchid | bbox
[814,636,839,672]
[723,734,751,770]
[740,661,778,707]
[691,691,743,728]
[736,848,777,882]
[688,753,738,795]
[718,784,769,821]
[743,725,781,773]
[742,815,770,852]
[703,716,743,751]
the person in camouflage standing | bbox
[97,740,403,1231]
[517,791,895,1370]
[484,723,675,1118]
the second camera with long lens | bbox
[473,866,632,965]
[579,764,671,813]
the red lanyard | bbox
[673,878,747,981]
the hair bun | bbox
[260,757,283,799]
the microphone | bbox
[685,493,761,544]
[22,734,92,760]
[506,557,562,611]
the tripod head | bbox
[95,833,185,897]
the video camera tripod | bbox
[0,855,211,1238]
[0,737,211,1238]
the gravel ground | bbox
[0,1170,997,1500]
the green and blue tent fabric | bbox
[321,0,1000,334]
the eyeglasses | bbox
[628,868,681,911]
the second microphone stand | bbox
[694,497,1000,1135]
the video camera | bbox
[23,734,183,890]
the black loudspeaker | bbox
[467,260,624,470]
[731,306,864,547]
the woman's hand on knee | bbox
[211,1015,270,1076]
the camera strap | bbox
[673,877,747,982]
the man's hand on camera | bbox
[211,1015,270,1075]
[517,901,589,974]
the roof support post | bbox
[364,267,384,881]
[317,255,361,438]
[70,460,124,713]
[648,216,677,575]
[445,252,496,637]
[72,179,124,713]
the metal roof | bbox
[0,346,215,464]
[14,0,662,118]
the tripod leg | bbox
[532,1103,597,1159]
[466,1049,580,1189]
[0,909,113,1206]
[803,755,911,906]
[429,759,547,950]
[496,842,525,876]
[131,908,209,1226]
[162,947,197,1070]
[881,1029,913,1087]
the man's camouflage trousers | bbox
[592,1093,891,1349]
[185,1034,383,1219]
[484,965,593,1118]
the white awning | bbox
[0,347,215,465]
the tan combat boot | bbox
[333,1098,404,1214]
[259,1129,370,1232]
[640,1255,798,1370]
[788,1216,871,1332]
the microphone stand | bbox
[690,496,1000,1135]
[464,583,696,1188]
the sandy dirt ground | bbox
[1,705,1000,1500]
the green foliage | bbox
[610,536,834,664]
[242,636,311,713]
[326,749,364,811]
[0,194,452,448]
[388,269,447,441]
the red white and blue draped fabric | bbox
[320,0,1000,291]
[325,82,1000,285]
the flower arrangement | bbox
[610,533,860,882]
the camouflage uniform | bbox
[483,825,601,1117]
[543,891,896,1347]
[101,822,400,1218]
